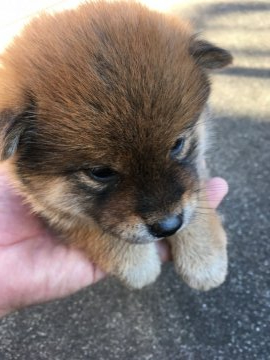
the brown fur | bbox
[0,1,232,289]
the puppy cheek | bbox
[175,190,199,227]
[22,176,90,220]
[94,192,135,228]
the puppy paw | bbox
[118,244,161,289]
[170,208,228,291]
[176,250,228,291]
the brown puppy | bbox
[0,1,232,289]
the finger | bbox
[157,239,172,262]
[206,177,229,209]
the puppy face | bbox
[0,1,232,243]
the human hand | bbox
[0,163,228,317]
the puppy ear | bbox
[0,95,35,161]
[190,39,233,69]
[0,109,28,161]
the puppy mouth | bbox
[123,225,182,244]
[105,224,159,244]
[124,235,160,245]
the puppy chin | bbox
[108,224,158,245]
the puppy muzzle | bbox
[147,214,183,238]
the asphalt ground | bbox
[0,1,269,359]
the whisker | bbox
[195,206,212,210]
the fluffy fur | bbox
[0,1,232,289]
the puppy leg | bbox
[169,206,227,291]
[76,228,161,289]
[114,241,161,289]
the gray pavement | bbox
[0,1,269,359]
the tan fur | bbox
[0,1,232,289]
[169,189,227,290]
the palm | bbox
[0,164,104,314]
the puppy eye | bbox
[86,167,118,183]
[170,138,185,157]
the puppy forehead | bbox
[35,56,207,158]
[10,2,209,165]
[35,104,196,165]
[33,80,206,169]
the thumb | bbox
[205,177,229,209]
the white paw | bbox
[176,251,228,291]
[119,244,161,289]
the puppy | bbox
[0,1,232,290]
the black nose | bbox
[148,215,183,238]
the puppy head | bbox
[0,1,232,243]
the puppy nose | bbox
[148,215,183,238]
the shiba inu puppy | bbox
[0,1,232,290]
